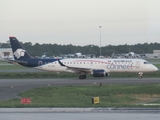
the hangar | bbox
[0,48,13,59]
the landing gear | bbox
[138,72,143,79]
[79,75,86,79]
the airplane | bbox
[9,36,158,79]
[124,52,140,58]
[112,52,140,58]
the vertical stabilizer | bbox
[9,36,32,60]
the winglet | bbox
[58,59,66,67]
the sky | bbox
[0,0,160,46]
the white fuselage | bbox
[35,58,158,74]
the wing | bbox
[57,59,103,73]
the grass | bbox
[0,71,160,79]
[1,84,160,108]
[0,72,78,79]
[154,64,160,68]
[0,60,8,63]
[0,65,29,69]
[146,58,160,62]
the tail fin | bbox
[9,36,32,60]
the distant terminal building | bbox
[0,48,13,59]
[153,50,160,58]
[146,50,160,58]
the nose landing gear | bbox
[138,72,143,79]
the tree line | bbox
[0,41,160,57]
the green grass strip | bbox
[1,84,160,108]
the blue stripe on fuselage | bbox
[18,58,59,67]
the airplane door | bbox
[136,61,140,69]
[90,61,93,66]
[38,61,43,66]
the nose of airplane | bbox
[153,66,158,71]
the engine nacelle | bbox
[92,70,106,77]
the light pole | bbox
[99,26,102,57]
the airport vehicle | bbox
[9,36,158,79]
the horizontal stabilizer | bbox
[8,59,28,65]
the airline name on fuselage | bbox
[106,64,133,70]
[106,60,133,70]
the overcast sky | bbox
[0,0,160,46]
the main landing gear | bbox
[138,72,143,79]
[79,75,86,79]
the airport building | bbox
[153,50,160,58]
[0,48,13,59]
[145,50,160,58]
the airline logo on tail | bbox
[14,49,26,59]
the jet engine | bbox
[92,70,106,77]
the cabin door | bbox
[136,61,140,69]
[38,61,43,66]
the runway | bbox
[0,78,160,100]
[1,110,160,120]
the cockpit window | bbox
[144,61,150,64]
